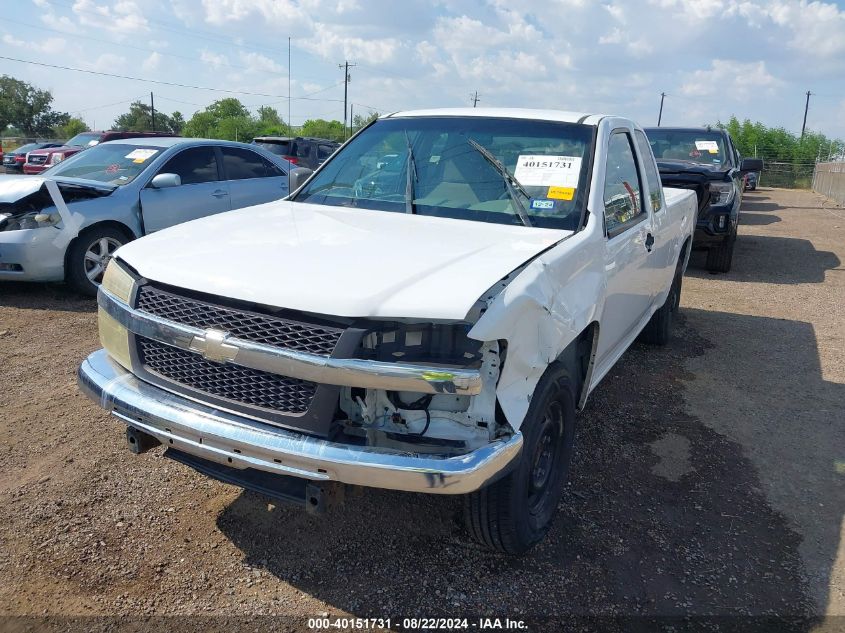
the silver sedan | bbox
[0,137,296,294]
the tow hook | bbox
[126,426,161,454]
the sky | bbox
[2,0,845,138]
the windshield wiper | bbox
[404,130,417,215]
[465,137,532,227]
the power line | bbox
[0,55,345,103]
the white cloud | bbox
[141,51,161,72]
[238,52,286,74]
[72,0,148,34]
[199,49,229,69]
[87,52,127,72]
[681,59,782,99]
[763,0,845,58]
[3,34,66,54]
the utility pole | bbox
[470,91,480,107]
[150,92,156,131]
[338,60,356,139]
[349,103,354,138]
[657,92,666,126]
[801,90,812,137]
[288,37,291,136]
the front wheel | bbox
[463,366,576,554]
[706,229,736,274]
[66,226,128,296]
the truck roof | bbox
[386,107,605,125]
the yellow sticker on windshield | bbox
[547,186,575,200]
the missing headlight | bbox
[359,322,483,366]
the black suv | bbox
[644,127,762,273]
[252,136,339,170]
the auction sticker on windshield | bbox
[695,140,719,154]
[124,149,158,163]
[514,155,582,189]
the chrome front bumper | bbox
[78,349,523,494]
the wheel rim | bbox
[527,400,564,515]
[83,236,121,283]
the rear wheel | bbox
[464,366,575,554]
[66,226,129,296]
[706,228,736,274]
[640,257,684,346]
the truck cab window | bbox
[603,132,644,234]
[634,130,663,213]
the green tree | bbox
[55,117,90,140]
[300,118,345,142]
[182,98,277,141]
[0,75,70,136]
[256,105,291,136]
[352,111,379,133]
[170,111,185,135]
[113,101,181,133]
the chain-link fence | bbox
[813,162,845,206]
[757,161,816,189]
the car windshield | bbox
[646,130,731,167]
[65,132,104,148]
[294,117,594,230]
[13,143,40,153]
[254,140,291,156]
[47,143,161,185]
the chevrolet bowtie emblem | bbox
[188,328,239,363]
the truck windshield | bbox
[65,132,104,148]
[47,143,160,185]
[645,130,732,167]
[293,117,594,230]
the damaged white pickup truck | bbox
[79,109,696,553]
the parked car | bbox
[3,142,64,173]
[23,131,175,175]
[0,138,295,294]
[79,108,697,553]
[252,136,339,169]
[744,171,759,190]
[644,126,762,273]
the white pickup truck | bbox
[79,108,696,553]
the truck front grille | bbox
[28,155,48,165]
[137,337,317,414]
[135,283,343,355]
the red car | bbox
[24,131,174,174]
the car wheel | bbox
[706,228,736,274]
[464,365,575,554]
[639,258,683,345]
[66,226,128,296]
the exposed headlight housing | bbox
[98,260,135,369]
[0,211,61,232]
[710,181,735,206]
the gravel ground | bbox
[0,188,842,631]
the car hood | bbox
[27,145,79,154]
[655,159,732,181]
[115,201,570,321]
[0,175,115,203]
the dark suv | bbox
[644,127,762,273]
[252,136,339,170]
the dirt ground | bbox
[0,187,843,631]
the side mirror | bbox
[150,173,181,189]
[289,167,314,192]
[740,158,763,173]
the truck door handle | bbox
[645,232,655,252]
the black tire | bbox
[706,229,735,273]
[639,258,684,345]
[464,366,576,554]
[66,225,129,296]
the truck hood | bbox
[115,200,570,321]
[655,159,731,181]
